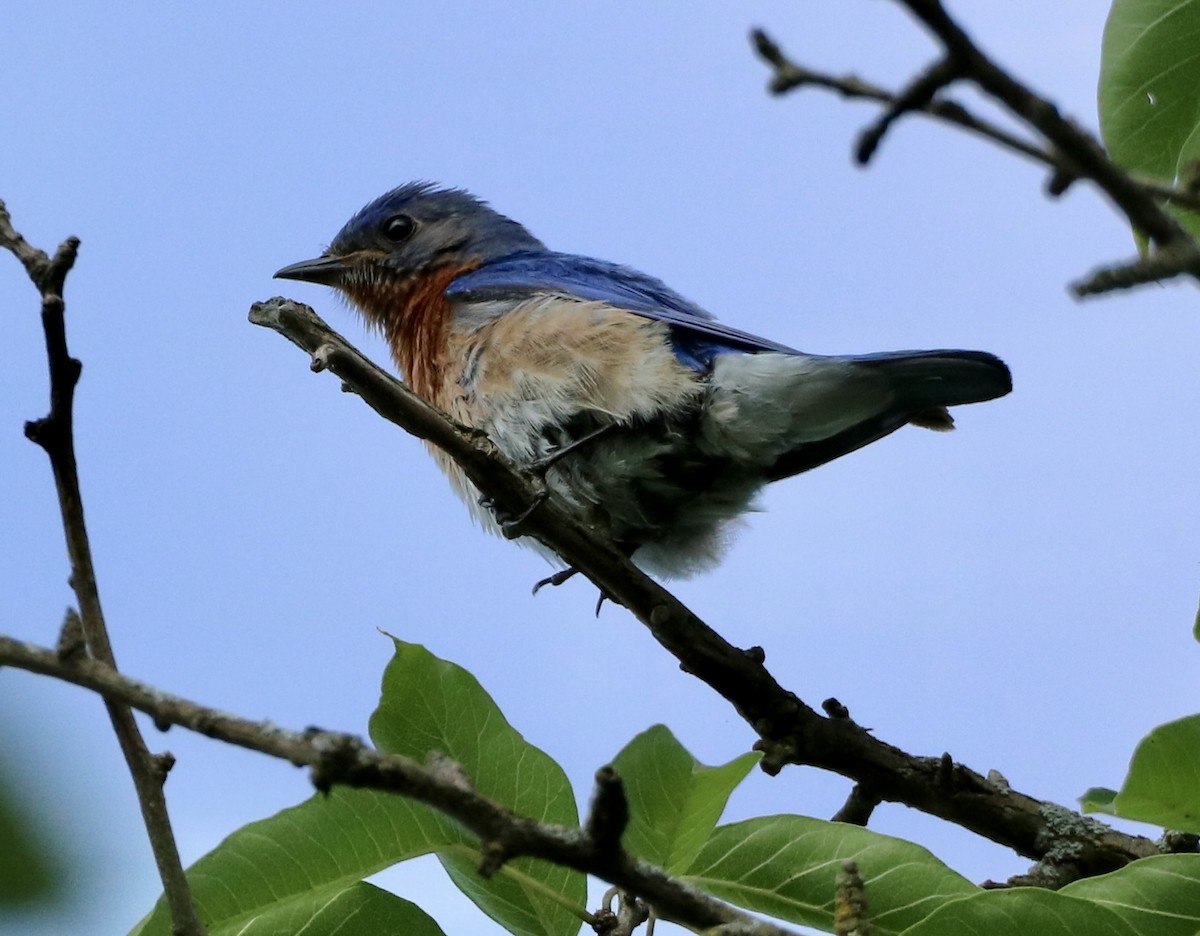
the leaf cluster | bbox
[125,641,1200,936]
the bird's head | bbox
[274,182,545,323]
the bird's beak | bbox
[274,254,352,286]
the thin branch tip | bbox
[855,56,960,165]
[750,28,784,67]
[587,766,631,854]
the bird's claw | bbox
[531,567,618,616]
[532,567,580,594]
[478,491,549,539]
[501,490,548,539]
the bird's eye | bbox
[383,214,416,243]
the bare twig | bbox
[751,29,1057,172]
[0,633,802,936]
[753,27,1200,213]
[587,766,632,859]
[753,15,1200,294]
[251,297,1170,882]
[1,199,206,936]
[1072,240,1200,296]
[855,56,961,165]
[896,0,1190,250]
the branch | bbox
[752,28,1062,173]
[1072,240,1200,297]
[855,55,963,165]
[831,785,880,827]
[0,199,206,935]
[752,8,1200,295]
[251,297,1171,882]
[0,633,801,936]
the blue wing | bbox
[445,251,800,370]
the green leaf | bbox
[152,882,448,936]
[136,640,585,936]
[1064,854,1200,936]
[903,887,1137,936]
[1083,714,1200,832]
[369,639,586,936]
[1099,0,1200,239]
[132,786,452,935]
[1079,786,1119,815]
[258,883,446,936]
[611,725,758,873]
[682,815,976,935]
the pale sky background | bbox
[3,3,1199,935]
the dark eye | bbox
[383,214,416,243]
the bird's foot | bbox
[478,491,549,540]
[532,567,579,594]
[532,567,618,617]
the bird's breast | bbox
[443,295,702,455]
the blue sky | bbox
[3,3,1198,934]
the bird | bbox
[275,183,1011,581]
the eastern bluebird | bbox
[276,183,1011,580]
